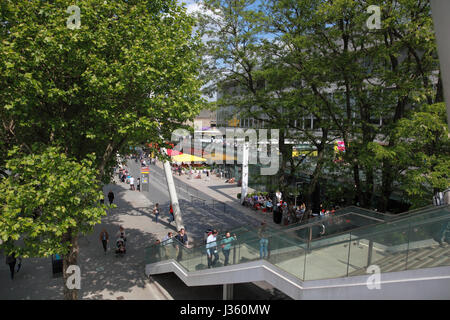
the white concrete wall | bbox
[146,259,450,300]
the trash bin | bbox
[52,254,63,277]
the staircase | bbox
[145,204,450,299]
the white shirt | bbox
[206,234,217,249]
[130,177,134,185]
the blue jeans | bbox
[223,249,231,266]
[155,213,159,223]
[259,238,268,259]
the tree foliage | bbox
[0,147,106,258]
[197,0,447,212]
[0,0,204,299]
[0,0,204,179]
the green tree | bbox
[0,0,203,299]
[0,0,203,177]
[369,103,450,209]
[0,147,106,300]
[199,0,443,213]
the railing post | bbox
[367,239,374,268]
[307,227,312,252]
[232,244,236,265]
[346,233,352,277]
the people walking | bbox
[136,178,141,192]
[107,190,115,205]
[206,230,219,268]
[162,232,174,258]
[221,231,237,266]
[153,203,160,223]
[129,176,135,190]
[175,228,188,261]
[116,226,127,243]
[99,229,109,254]
[6,254,16,280]
[169,204,174,224]
[258,222,269,259]
[16,257,22,273]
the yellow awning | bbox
[203,153,237,162]
[172,154,206,162]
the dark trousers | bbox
[102,240,108,252]
[108,198,114,205]
[8,262,16,279]
[223,249,231,266]
[207,248,219,268]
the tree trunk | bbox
[305,142,326,214]
[378,160,393,213]
[98,135,128,180]
[62,230,79,300]
[277,130,290,196]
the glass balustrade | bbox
[145,205,450,282]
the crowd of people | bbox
[243,191,339,226]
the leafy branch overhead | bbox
[0,147,107,258]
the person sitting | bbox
[265,199,273,212]
[244,196,252,207]
[249,197,255,208]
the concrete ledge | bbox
[146,259,450,300]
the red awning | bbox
[166,149,182,156]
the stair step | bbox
[382,255,408,273]
[375,252,404,266]
[407,257,435,270]
[406,247,438,264]
[428,247,450,259]
[426,255,450,269]
[378,253,406,269]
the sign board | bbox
[141,172,150,192]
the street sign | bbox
[141,166,150,174]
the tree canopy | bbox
[0,0,204,179]
[197,0,448,212]
[0,0,204,299]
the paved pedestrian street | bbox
[0,159,286,300]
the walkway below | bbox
[0,160,286,299]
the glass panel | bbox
[269,231,307,280]
[346,232,385,276]
[144,206,450,282]
[304,233,351,280]
[406,214,450,270]
[236,238,262,263]
[350,220,410,274]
